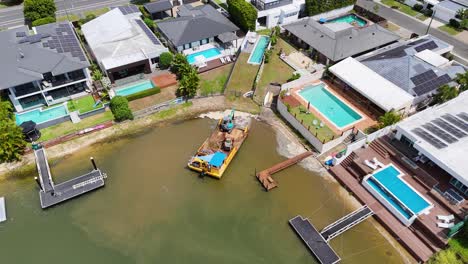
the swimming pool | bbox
[187,48,223,64]
[364,164,432,224]
[248,36,270,64]
[298,83,362,128]
[115,80,154,97]
[328,14,367,27]
[15,104,68,125]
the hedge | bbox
[227,0,257,31]
[125,87,161,101]
[109,96,133,122]
[305,0,356,16]
[32,16,56,27]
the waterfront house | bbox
[157,4,240,53]
[283,15,400,65]
[329,35,465,116]
[82,7,168,83]
[0,22,91,112]
[249,0,305,29]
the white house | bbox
[434,0,468,23]
[248,0,305,29]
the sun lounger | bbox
[437,222,454,228]
[220,57,225,64]
[372,157,385,168]
[364,160,378,170]
[437,215,455,223]
[226,56,231,62]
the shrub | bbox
[109,96,133,122]
[378,111,402,128]
[305,0,356,16]
[143,17,155,30]
[264,49,272,63]
[227,0,257,31]
[78,14,96,27]
[0,101,26,162]
[461,19,468,29]
[449,19,461,29]
[32,16,56,27]
[424,8,433,17]
[287,73,301,82]
[159,52,173,69]
[139,5,151,19]
[270,34,277,46]
[412,4,423,12]
[24,0,56,22]
[92,70,103,81]
[125,87,161,101]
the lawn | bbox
[84,7,110,17]
[438,24,462,35]
[255,38,295,102]
[289,105,336,142]
[199,65,231,96]
[67,95,102,114]
[57,14,80,22]
[213,0,228,9]
[225,53,260,95]
[39,111,114,142]
[381,0,420,17]
[129,85,177,112]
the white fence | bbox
[277,99,352,153]
[311,5,354,20]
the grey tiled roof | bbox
[157,4,239,47]
[144,0,172,13]
[0,22,89,90]
[283,17,400,62]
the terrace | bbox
[329,137,467,261]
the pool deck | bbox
[288,80,377,134]
[328,138,468,262]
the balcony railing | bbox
[42,71,86,89]
[251,0,292,10]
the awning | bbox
[217,32,239,43]
[198,151,227,167]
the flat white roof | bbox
[415,49,449,67]
[396,92,468,187]
[329,57,414,112]
[82,8,167,70]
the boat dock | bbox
[289,205,374,264]
[33,146,106,209]
[256,151,313,191]
[0,197,6,222]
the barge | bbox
[188,110,250,178]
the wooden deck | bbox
[256,151,313,191]
[197,56,234,73]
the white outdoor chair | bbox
[437,222,454,228]
[372,157,385,168]
[437,215,455,223]
[364,160,378,170]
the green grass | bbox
[256,28,272,35]
[84,7,110,17]
[381,0,420,17]
[255,38,295,102]
[57,14,80,22]
[439,24,462,35]
[289,105,336,142]
[199,66,230,96]
[39,111,113,142]
[225,53,260,94]
[67,95,102,114]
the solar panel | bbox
[457,112,468,122]
[412,128,448,149]
[413,74,452,96]
[135,19,161,45]
[414,41,438,52]
[432,118,467,138]
[411,70,437,86]
[442,114,468,132]
[422,123,458,144]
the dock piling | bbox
[90,157,97,170]
[34,177,42,191]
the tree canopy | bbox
[432,85,459,105]
[24,0,57,22]
[378,111,402,128]
[227,0,257,31]
[177,68,200,99]
[456,71,468,93]
[110,96,133,122]
[159,52,173,69]
[0,100,26,163]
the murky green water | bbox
[0,119,409,263]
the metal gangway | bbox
[320,205,374,242]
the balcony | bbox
[13,82,41,97]
[251,0,292,11]
[42,70,87,89]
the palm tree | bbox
[177,68,199,100]
[378,111,402,128]
[432,85,459,105]
[456,71,468,92]
[0,120,26,162]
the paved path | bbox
[357,0,468,59]
[0,0,131,29]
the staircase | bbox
[342,132,355,144]
[340,152,356,168]
[369,140,389,158]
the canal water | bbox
[0,118,409,264]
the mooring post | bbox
[34,177,42,190]
[254,168,257,177]
[90,157,97,170]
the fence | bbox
[277,99,353,153]
[132,97,186,118]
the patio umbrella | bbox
[19,121,41,142]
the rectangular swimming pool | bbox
[187,48,222,64]
[115,80,154,97]
[15,104,68,125]
[328,14,367,27]
[372,165,431,215]
[248,36,270,64]
[298,84,362,128]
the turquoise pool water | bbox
[367,179,412,219]
[248,36,270,64]
[298,84,362,128]
[115,80,154,97]
[372,165,431,215]
[15,104,68,125]
[187,48,222,64]
[328,14,367,27]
